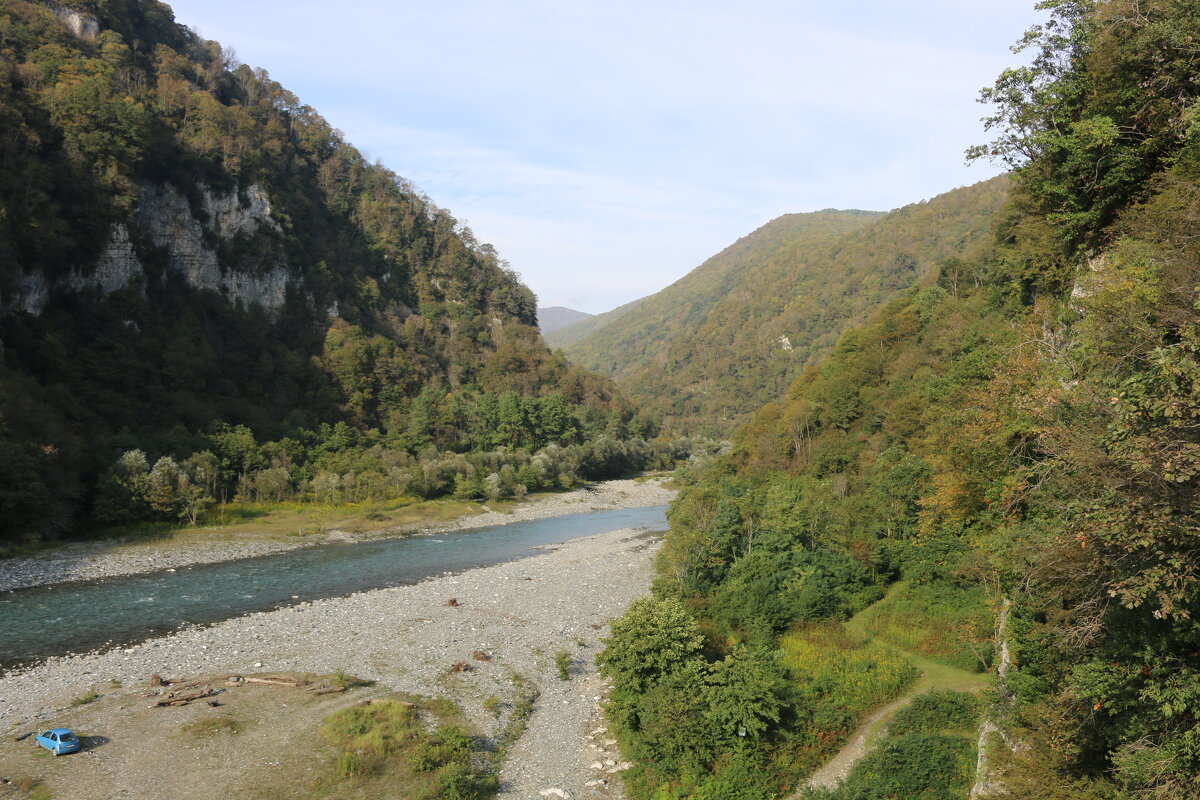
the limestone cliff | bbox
[15,183,294,315]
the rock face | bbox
[14,182,295,315]
[45,3,99,39]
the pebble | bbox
[0,484,675,800]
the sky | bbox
[164,0,1045,314]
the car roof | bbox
[49,728,74,735]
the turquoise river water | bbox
[0,505,668,671]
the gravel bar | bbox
[0,478,675,593]
[0,517,670,799]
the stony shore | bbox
[0,478,674,593]
[0,484,673,799]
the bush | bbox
[830,733,974,800]
[889,690,979,736]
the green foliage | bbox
[799,690,981,799]
[633,4,1200,797]
[564,182,1007,436]
[888,690,980,736]
[813,733,975,800]
[316,698,494,799]
[598,595,915,798]
[0,0,664,545]
[779,626,919,731]
[598,596,704,694]
[554,650,572,681]
[851,583,993,672]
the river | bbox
[0,505,667,670]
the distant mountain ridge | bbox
[562,179,1008,434]
[544,297,645,348]
[537,306,593,333]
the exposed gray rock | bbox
[73,224,142,295]
[45,3,99,39]
[10,183,294,315]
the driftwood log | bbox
[152,687,217,707]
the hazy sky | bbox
[165,1,1043,313]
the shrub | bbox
[555,650,572,680]
[831,733,974,800]
[889,690,979,736]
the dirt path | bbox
[804,693,918,790]
[799,650,992,795]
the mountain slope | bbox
[564,181,1007,435]
[537,306,593,333]
[0,1,647,543]
[544,296,645,348]
[601,2,1200,798]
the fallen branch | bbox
[153,687,217,707]
[244,676,310,688]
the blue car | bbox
[36,728,81,756]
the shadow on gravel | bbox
[78,734,110,751]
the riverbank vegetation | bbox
[0,0,688,548]
[600,1,1200,797]
[260,696,495,800]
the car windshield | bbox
[59,733,77,742]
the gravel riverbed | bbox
[0,513,668,799]
[0,478,674,593]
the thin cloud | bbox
[168,0,1043,313]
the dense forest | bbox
[598,1,1200,798]
[561,181,1007,437]
[0,0,671,546]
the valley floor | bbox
[0,478,674,593]
[0,523,666,799]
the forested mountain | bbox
[0,0,661,545]
[562,183,1007,435]
[543,295,644,348]
[536,305,592,333]
[598,1,1200,799]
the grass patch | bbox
[780,624,919,719]
[801,688,984,800]
[10,776,53,800]
[774,623,919,781]
[802,733,976,800]
[276,696,496,799]
[847,581,994,671]
[554,650,572,681]
[495,672,539,754]
[889,690,980,737]
[322,670,374,690]
[71,688,101,706]
[184,715,245,737]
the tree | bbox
[598,596,704,694]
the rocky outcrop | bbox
[44,3,99,39]
[11,183,296,315]
[137,183,292,310]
